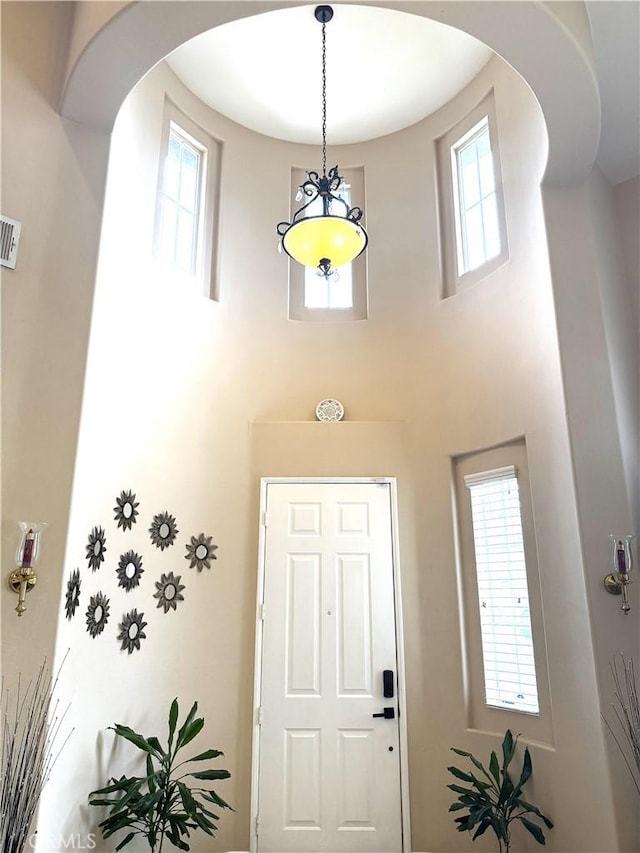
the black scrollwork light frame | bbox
[276,166,366,279]
[276,5,368,280]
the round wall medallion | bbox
[315,399,344,422]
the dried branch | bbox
[603,655,640,796]
[0,656,73,853]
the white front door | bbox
[254,481,405,853]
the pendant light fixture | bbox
[277,5,368,279]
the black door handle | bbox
[372,707,395,719]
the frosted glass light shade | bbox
[15,521,47,568]
[282,215,367,270]
[610,533,634,575]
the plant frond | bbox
[520,815,547,845]
[88,698,232,852]
[448,730,552,851]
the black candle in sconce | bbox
[604,534,634,614]
[8,521,47,616]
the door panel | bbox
[337,555,373,695]
[284,729,321,827]
[286,554,321,695]
[256,481,403,853]
[337,729,375,826]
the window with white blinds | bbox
[464,466,540,714]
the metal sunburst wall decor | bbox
[118,609,147,654]
[149,511,179,551]
[116,550,144,591]
[114,489,140,531]
[65,569,81,620]
[153,572,185,613]
[86,525,107,571]
[86,591,110,638]
[185,533,218,572]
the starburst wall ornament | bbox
[86,591,110,638]
[65,569,81,620]
[149,511,178,551]
[118,609,147,654]
[154,572,185,614]
[86,526,107,571]
[116,550,144,592]
[185,533,218,572]
[114,489,139,531]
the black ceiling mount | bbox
[315,5,333,24]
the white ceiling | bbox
[166,5,492,145]
[165,2,639,184]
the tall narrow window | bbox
[154,100,222,299]
[158,125,203,274]
[452,117,500,275]
[303,182,353,309]
[437,93,508,297]
[464,466,539,714]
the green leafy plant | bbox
[89,699,232,852]
[447,730,553,853]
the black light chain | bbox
[321,17,327,178]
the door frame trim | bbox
[249,477,411,853]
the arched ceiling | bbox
[165,6,492,145]
[61,1,602,184]
[586,1,640,185]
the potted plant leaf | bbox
[89,698,232,852]
[447,729,553,852]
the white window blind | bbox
[464,466,539,714]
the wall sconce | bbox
[604,534,634,614]
[8,521,47,616]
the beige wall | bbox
[614,175,640,324]
[613,173,640,532]
[30,48,623,852]
[2,3,638,852]
[1,1,109,676]
[594,168,640,849]
[587,168,639,533]
[541,177,639,849]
